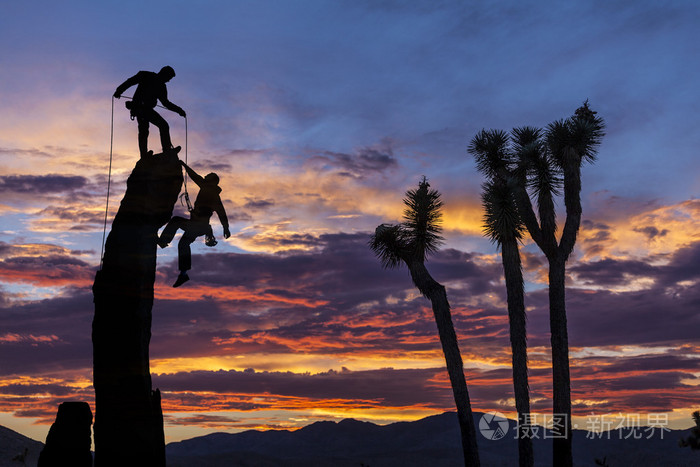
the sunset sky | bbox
[0,1,698,444]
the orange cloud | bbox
[155,284,328,308]
[0,333,60,344]
[580,199,700,261]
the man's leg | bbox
[173,230,198,287]
[177,230,198,273]
[136,115,150,158]
[147,110,173,152]
[158,216,187,248]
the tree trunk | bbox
[548,256,572,467]
[501,240,533,467]
[408,261,481,467]
[92,152,182,466]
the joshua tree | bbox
[370,177,480,467]
[469,131,533,467]
[679,410,700,450]
[470,102,605,466]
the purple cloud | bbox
[0,174,88,194]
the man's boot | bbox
[138,132,149,158]
[173,272,189,288]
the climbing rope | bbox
[181,116,193,212]
[100,96,115,270]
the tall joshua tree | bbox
[469,130,533,467]
[370,177,480,467]
[470,102,604,466]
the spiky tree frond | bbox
[547,101,605,167]
[402,177,444,262]
[370,178,447,267]
[545,119,571,166]
[509,126,561,239]
[568,101,605,163]
[468,129,511,179]
[528,150,562,198]
[481,180,523,245]
[511,126,561,197]
[511,126,542,175]
[369,223,407,269]
[511,126,542,152]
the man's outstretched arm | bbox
[180,161,204,186]
[160,88,186,117]
[114,73,140,98]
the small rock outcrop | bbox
[38,401,93,467]
[92,150,182,466]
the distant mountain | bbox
[1,411,697,466]
[166,412,700,467]
[0,424,43,467]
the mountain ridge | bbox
[0,424,43,467]
[2,411,697,466]
[166,411,699,467]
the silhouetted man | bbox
[114,66,186,157]
[158,160,230,287]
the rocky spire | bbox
[92,149,183,466]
